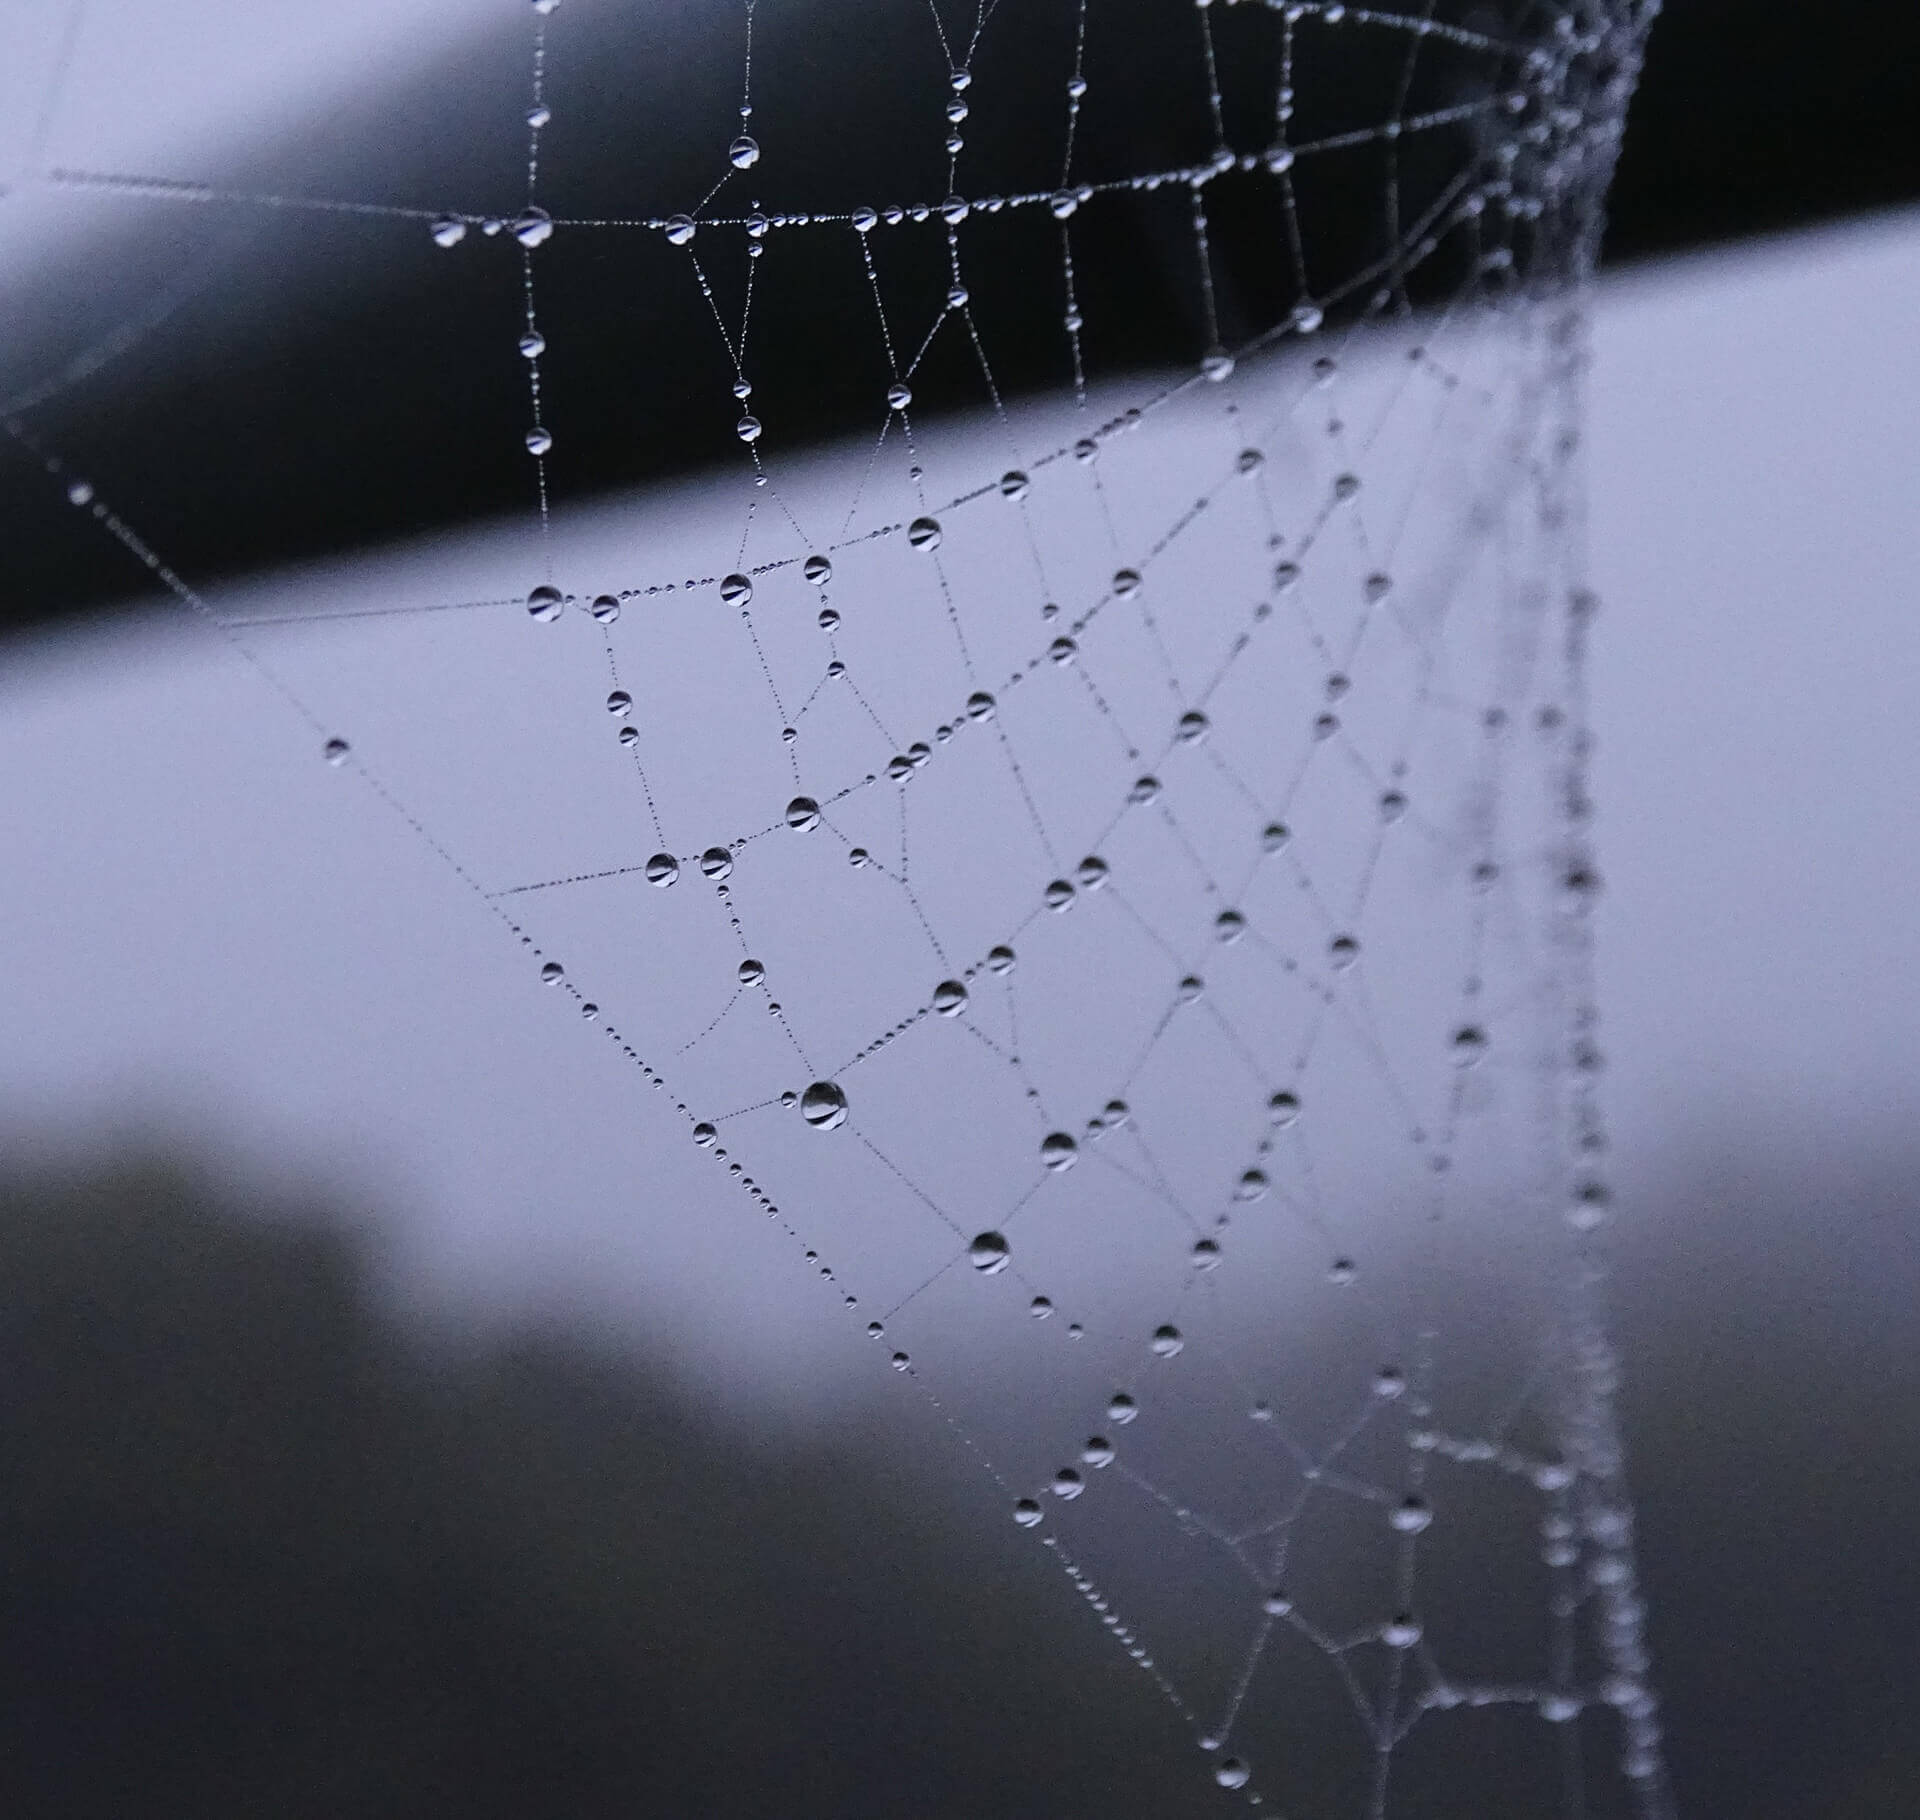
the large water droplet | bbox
[322,738,350,766]
[664,213,696,245]
[1381,1614,1422,1649]
[1013,1498,1044,1527]
[986,945,1015,973]
[720,572,753,606]
[1049,189,1079,220]
[1214,909,1246,943]
[606,690,632,716]
[527,584,564,622]
[728,133,760,169]
[968,1230,1011,1274]
[1176,710,1210,744]
[737,959,765,985]
[1000,469,1030,501]
[1081,1436,1115,1467]
[1390,1496,1433,1535]
[1106,1392,1138,1425]
[907,516,942,551]
[1040,1132,1079,1171]
[1044,879,1075,911]
[1150,1324,1184,1358]
[800,1080,849,1130]
[645,853,679,887]
[965,691,996,722]
[735,414,763,443]
[540,961,565,983]
[700,846,734,880]
[1201,348,1235,383]
[1051,1467,1084,1500]
[886,382,912,410]
[430,215,468,248]
[525,426,553,455]
[804,553,833,584]
[933,979,968,1016]
[512,206,553,248]
[785,796,821,831]
[1214,1760,1251,1790]
[1190,1238,1221,1270]
[590,594,620,622]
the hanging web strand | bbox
[14,0,1674,1814]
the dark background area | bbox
[2,0,1916,633]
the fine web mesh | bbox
[10,1,1675,1812]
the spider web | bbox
[7,0,1674,1813]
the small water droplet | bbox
[1048,636,1077,665]
[606,690,632,716]
[1334,472,1361,500]
[1190,1238,1221,1270]
[430,215,468,247]
[1176,710,1210,744]
[1214,1759,1251,1790]
[1049,189,1079,219]
[851,205,878,232]
[1013,1498,1044,1527]
[1268,1089,1300,1126]
[1030,1295,1054,1319]
[891,1350,912,1372]
[1129,775,1161,804]
[664,213,696,245]
[1236,447,1264,473]
[907,515,942,550]
[1112,567,1142,597]
[322,738,350,766]
[645,853,679,887]
[886,382,913,410]
[1075,855,1109,890]
[518,330,546,358]
[968,1230,1011,1274]
[525,426,554,456]
[1290,301,1324,334]
[1081,1436,1115,1468]
[700,846,734,880]
[1364,571,1393,603]
[1150,1324,1184,1359]
[1262,1588,1293,1615]
[692,1122,716,1147]
[540,961,565,983]
[527,584,564,622]
[1041,1131,1079,1171]
[1264,144,1295,173]
[590,594,620,622]
[803,553,833,584]
[1201,348,1235,383]
[1452,1025,1488,1066]
[785,795,821,832]
[1390,1496,1433,1535]
[933,979,969,1016]
[735,414,763,443]
[1235,1170,1268,1202]
[1214,909,1246,943]
[1381,1614,1422,1648]
[1052,1467,1084,1500]
[1329,934,1359,970]
[728,133,760,169]
[1044,878,1075,911]
[965,691,996,722]
[999,469,1030,500]
[1107,1392,1138,1425]
[1176,975,1205,1003]
[1328,1256,1356,1284]
[1539,1695,1581,1724]
[847,847,869,868]
[986,945,1016,974]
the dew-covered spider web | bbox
[8,0,1674,1812]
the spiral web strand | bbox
[11,1,1674,1812]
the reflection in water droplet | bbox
[801,1080,849,1130]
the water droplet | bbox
[527,584,564,622]
[1264,144,1296,174]
[1334,472,1361,500]
[1539,1695,1581,1724]
[1235,1169,1268,1202]
[965,691,996,722]
[720,572,753,606]
[785,795,821,832]
[1111,567,1142,597]
[1380,789,1407,823]
[847,847,869,868]
[999,469,1030,500]
[968,1230,1011,1274]
[1262,1589,1293,1616]
[619,723,640,743]
[525,426,554,456]
[803,553,833,584]
[728,133,760,169]
[1049,189,1079,219]
[700,846,734,880]
[1150,1324,1184,1359]
[1107,1393,1138,1425]
[1190,1238,1221,1270]
[735,414,763,443]
[1040,1131,1079,1171]
[1329,934,1359,970]
[1052,1467,1084,1500]
[933,979,969,1016]
[1176,975,1205,1003]
[1452,1025,1488,1066]
[1176,710,1210,744]
[1201,348,1235,383]
[1013,1498,1044,1527]
[322,737,350,766]
[801,1080,849,1130]
[512,206,553,248]
[1329,1256,1356,1284]
[1381,1615,1422,1649]
[606,690,632,716]
[1048,636,1078,665]
[1044,878,1075,911]
[1373,1367,1406,1400]
[518,330,546,358]
[1237,448,1264,474]
[540,961,565,983]
[692,1122,716,1147]
[1214,909,1246,943]
[1390,1496,1433,1535]
[1364,571,1393,603]
[907,516,942,551]
[1290,301,1324,334]
[430,215,468,248]
[590,594,621,622]
[1075,855,1109,890]
[664,213,696,245]
[1030,1295,1054,1319]
[986,945,1016,974]
[1081,1436,1115,1468]
[1129,775,1161,804]
[645,853,679,887]
[891,1350,912,1372]
[851,205,878,233]
[1214,1759,1251,1790]
[885,382,913,411]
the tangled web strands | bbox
[17,0,1675,1813]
